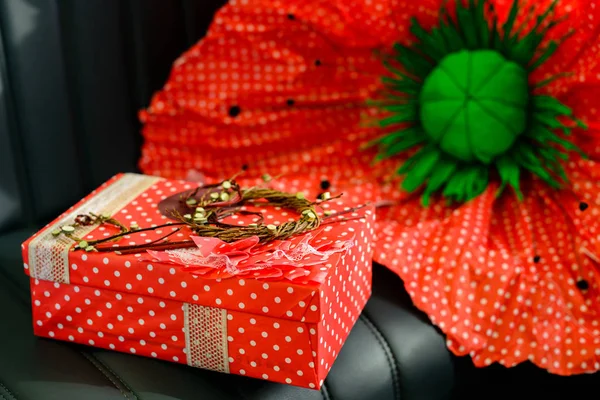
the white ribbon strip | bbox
[28,173,161,283]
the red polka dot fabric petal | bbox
[139,0,600,375]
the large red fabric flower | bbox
[139,0,600,375]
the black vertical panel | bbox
[56,0,140,190]
[0,21,26,233]
[181,0,228,46]
[122,0,190,110]
[0,0,230,232]
[0,0,85,224]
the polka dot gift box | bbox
[21,173,375,389]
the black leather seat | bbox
[0,1,598,399]
[0,226,464,399]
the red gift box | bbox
[22,173,374,389]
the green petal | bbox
[378,129,426,160]
[532,95,573,117]
[501,0,521,49]
[533,72,573,89]
[527,122,582,153]
[464,165,489,201]
[441,165,488,203]
[533,113,570,133]
[536,147,568,182]
[473,0,489,48]
[529,40,559,71]
[422,157,458,206]
[438,8,466,52]
[512,142,561,188]
[508,0,559,66]
[409,18,446,61]
[456,1,478,49]
[392,43,435,79]
[382,103,419,114]
[401,147,442,192]
[382,62,422,94]
[495,155,523,200]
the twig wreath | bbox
[53,177,364,254]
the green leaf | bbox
[510,31,544,66]
[392,43,435,79]
[422,157,458,206]
[536,147,568,182]
[536,145,568,161]
[509,0,559,65]
[438,8,466,52]
[495,155,523,200]
[382,60,422,85]
[430,26,451,57]
[382,77,421,96]
[501,0,520,48]
[442,168,470,203]
[512,142,561,188]
[533,72,573,89]
[401,147,441,192]
[532,95,573,116]
[379,108,419,127]
[380,136,426,160]
[529,40,559,71]
[456,1,478,49]
[533,113,570,133]
[526,124,583,155]
[372,129,412,146]
[474,0,490,48]
[576,117,588,130]
[381,103,418,115]
[410,18,446,61]
[381,94,419,104]
[490,14,502,51]
[397,144,432,174]
[440,164,488,203]
[463,165,489,201]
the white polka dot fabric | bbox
[136,0,600,375]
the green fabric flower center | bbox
[420,50,529,164]
[370,0,587,205]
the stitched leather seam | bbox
[360,314,401,400]
[320,381,332,400]
[0,381,17,400]
[5,274,144,400]
[88,353,142,399]
[79,352,139,400]
[1,275,141,400]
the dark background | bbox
[0,0,227,235]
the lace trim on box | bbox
[28,174,160,283]
[184,303,229,373]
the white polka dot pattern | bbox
[134,0,600,376]
[23,174,375,389]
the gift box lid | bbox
[22,173,375,324]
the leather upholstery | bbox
[1,0,596,399]
[0,2,468,398]
[0,228,460,400]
